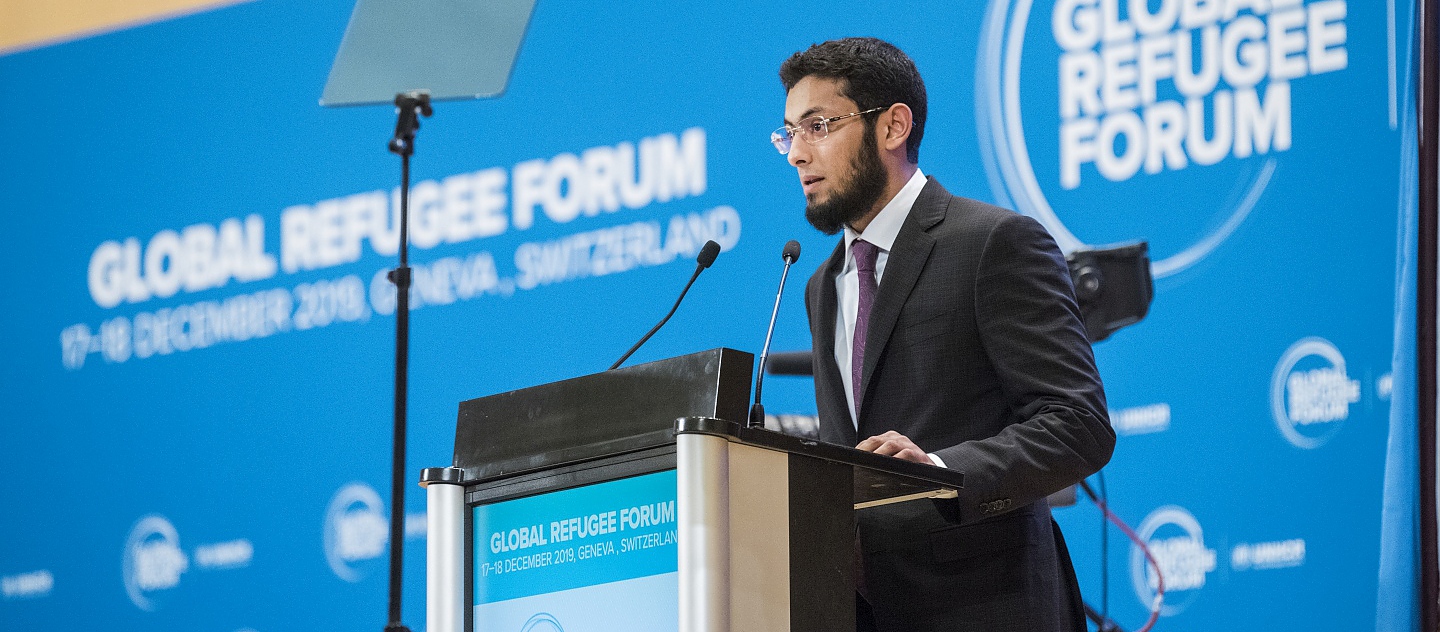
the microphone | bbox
[608,240,722,371]
[749,240,802,427]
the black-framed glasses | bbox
[771,106,888,155]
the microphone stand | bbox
[384,90,431,632]
[608,241,720,371]
[749,246,798,427]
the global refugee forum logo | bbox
[521,613,566,632]
[1130,505,1215,616]
[324,482,389,582]
[977,0,1350,277]
[1270,336,1360,448]
[122,514,188,611]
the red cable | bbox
[1079,480,1164,632]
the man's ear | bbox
[879,103,913,153]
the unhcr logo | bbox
[1270,336,1359,448]
[1,570,54,600]
[1231,538,1306,571]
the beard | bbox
[804,129,889,235]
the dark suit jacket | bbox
[805,178,1115,631]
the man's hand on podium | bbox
[856,430,940,466]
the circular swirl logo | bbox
[323,482,389,582]
[122,514,188,611]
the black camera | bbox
[1066,241,1153,343]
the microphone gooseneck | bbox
[608,240,723,371]
[749,240,802,427]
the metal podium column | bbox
[421,467,465,632]
[677,432,730,632]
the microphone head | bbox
[782,240,801,264]
[697,240,721,269]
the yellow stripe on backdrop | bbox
[0,0,254,55]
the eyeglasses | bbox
[771,106,888,155]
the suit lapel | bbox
[857,178,949,427]
[814,238,857,446]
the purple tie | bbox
[851,239,880,418]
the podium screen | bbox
[471,469,679,631]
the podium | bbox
[421,348,964,632]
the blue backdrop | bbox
[0,0,1419,630]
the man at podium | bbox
[772,38,1115,631]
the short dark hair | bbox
[779,37,927,164]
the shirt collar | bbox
[843,168,926,254]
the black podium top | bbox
[674,417,963,507]
[453,348,751,482]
